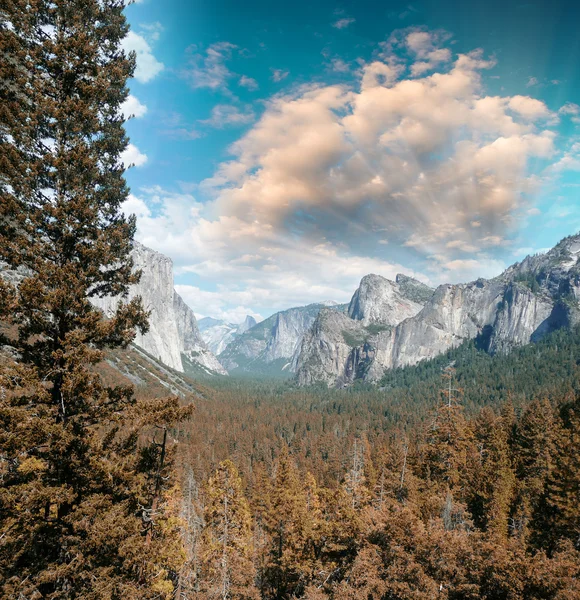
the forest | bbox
[168,330,580,598]
[1,0,579,598]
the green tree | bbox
[422,366,476,496]
[471,407,516,540]
[545,400,580,549]
[0,0,189,596]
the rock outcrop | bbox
[347,273,426,326]
[295,234,580,387]
[198,315,258,355]
[219,302,343,376]
[91,242,226,375]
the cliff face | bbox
[295,274,433,386]
[198,315,258,356]
[347,274,427,326]
[295,234,580,387]
[92,242,226,375]
[219,303,340,376]
[173,293,227,375]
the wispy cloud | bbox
[327,58,351,73]
[185,41,238,91]
[159,112,204,140]
[270,68,289,82]
[526,76,538,88]
[332,17,355,29]
[239,75,259,90]
[200,104,255,128]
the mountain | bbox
[198,315,258,355]
[238,314,258,334]
[80,242,227,376]
[295,233,580,387]
[219,302,343,376]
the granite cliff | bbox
[91,242,226,375]
[295,234,580,387]
[219,302,344,376]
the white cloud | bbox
[271,68,289,82]
[200,104,255,128]
[121,143,148,168]
[121,94,148,119]
[333,17,355,29]
[560,102,580,116]
[508,95,553,120]
[239,75,259,90]
[122,31,164,83]
[404,29,453,76]
[559,102,580,124]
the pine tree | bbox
[198,460,258,599]
[422,366,476,495]
[0,0,190,596]
[512,398,558,544]
[545,401,580,549]
[264,448,317,597]
[472,408,516,540]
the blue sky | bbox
[121,0,580,322]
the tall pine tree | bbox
[198,460,258,599]
[0,0,189,597]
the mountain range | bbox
[217,301,345,377]
[3,233,579,387]
[198,315,258,355]
[296,234,580,386]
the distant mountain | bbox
[295,233,580,387]
[218,302,344,377]
[198,315,258,355]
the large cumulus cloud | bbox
[128,30,568,319]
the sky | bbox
[120,0,580,323]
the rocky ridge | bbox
[198,315,258,355]
[93,242,226,375]
[219,302,345,376]
[295,234,580,387]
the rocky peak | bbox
[347,273,426,326]
[395,273,435,304]
[295,231,580,388]
[237,315,258,335]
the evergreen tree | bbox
[0,0,190,596]
[198,460,258,599]
[545,399,580,549]
[264,449,316,597]
[472,408,516,539]
[421,366,477,506]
